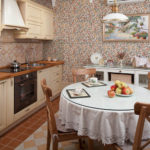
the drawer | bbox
[108,69,134,74]
[49,71,62,81]
[50,65,62,74]
[14,102,37,121]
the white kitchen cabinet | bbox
[37,65,63,106]
[15,0,53,40]
[49,65,62,96]
[6,78,14,126]
[85,65,150,88]
[42,8,53,40]
[0,78,14,131]
[0,80,7,131]
[37,68,50,105]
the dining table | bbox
[58,81,150,146]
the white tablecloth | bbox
[59,82,150,145]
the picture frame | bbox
[103,14,150,42]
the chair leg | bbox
[104,144,110,150]
[79,138,84,149]
[52,140,58,150]
[47,129,51,150]
[88,138,93,150]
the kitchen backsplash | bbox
[43,0,150,82]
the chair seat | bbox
[55,113,76,133]
[120,140,150,150]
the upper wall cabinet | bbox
[15,0,54,40]
[42,8,54,40]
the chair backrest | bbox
[148,72,150,90]
[41,79,58,135]
[133,102,150,150]
[72,68,96,83]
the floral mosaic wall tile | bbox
[43,0,150,82]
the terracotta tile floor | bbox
[0,97,59,150]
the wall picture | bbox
[103,14,150,42]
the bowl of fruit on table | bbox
[107,80,133,98]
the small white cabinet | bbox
[37,65,63,105]
[85,65,150,88]
[0,78,14,131]
[0,80,7,131]
[37,68,50,105]
[49,65,62,96]
[15,0,53,40]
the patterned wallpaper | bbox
[43,0,150,82]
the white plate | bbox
[116,93,133,97]
[90,53,102,65]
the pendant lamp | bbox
[102,0,129,23]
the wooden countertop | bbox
[0,60,64,81]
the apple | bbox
[128,87,133,94]
[107,90,115,98]
[122,87,130,95]
[116,88,122,94]
[111,85,117,91]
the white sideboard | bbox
[85,65,150,88]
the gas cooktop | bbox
[0,67,32,73]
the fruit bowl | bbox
[107,80,133,98]
[116,93,133,97]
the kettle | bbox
[10,60,20,68]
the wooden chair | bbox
[110,102,150,150]
[41,79,93,150]
[72,68,96,83]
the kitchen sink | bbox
[29,63,46,67]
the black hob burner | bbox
[0,67,31,73]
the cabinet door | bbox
[26,3,42,24]
[49,65,62,96]
[6,78,14,126]
[26,21,42,38]
[42,9,53,40]
[37,68,50,102]
[0,80,7,131]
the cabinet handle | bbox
[119,70,122,73]
[19,83,24,87]
[39,70,42,73]
[25,108,30,112]
[0,81,6,85]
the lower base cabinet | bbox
[0,78,14,131]
[0,65,63,133]
[37,65,63,104]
